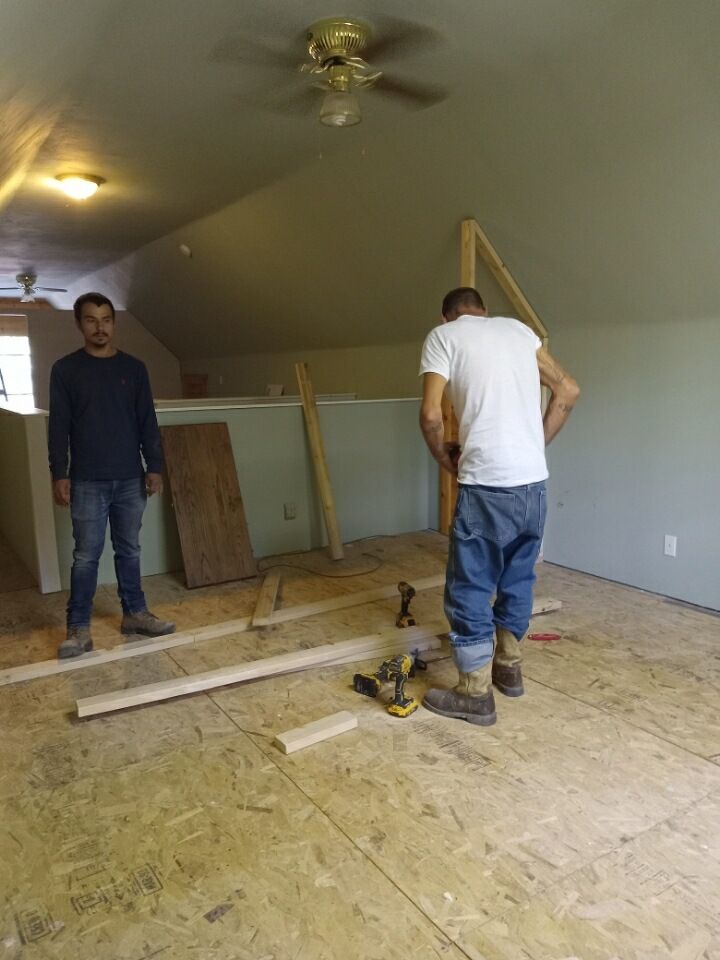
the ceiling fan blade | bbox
[363,18,442,63]
[239,84,320,118]
[210,33,299,70]
[0,286,21,290]
[37,286,68,292]
[372,74,448,110]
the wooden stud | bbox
[251,570,282,627]
[76,622,448,718]
[295,362,344,560]
[439,218,551,533]
[471,219,548,339]
[0,576,444,687]
[274,711,358,755]
[1,579,559,688]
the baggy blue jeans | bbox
[445,481,547,673]
[67,477,148,627]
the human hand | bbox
[438,443,460,476]
[145,472,163,496]
[52,479,71,507]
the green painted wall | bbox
[53,399,437,589]
[544,315,720,611]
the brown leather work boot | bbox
[422,663,496,725]
[493,627,525,697]
[58,625,93,660]
[121,610,176,638]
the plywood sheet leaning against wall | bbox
[295,362,344,560]
[161,422,256,587]
[439,218,549,534]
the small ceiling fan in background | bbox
[214,16,448,126]
[0,272,67,303]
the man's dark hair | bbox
[73,292,115,323]
[441,287,485,319]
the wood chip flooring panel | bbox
[209,655,720,947]
[0,652,237,803]
[0,738,467,960]
[469,788,720,960]
[522,614,720,757]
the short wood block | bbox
[274,711,358,755]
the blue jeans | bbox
[68,477,148,627]
[445,481,547,673]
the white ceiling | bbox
[2,0,719,356]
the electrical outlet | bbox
[284,502,296,521]
[664,534,677,557]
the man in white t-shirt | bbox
[418,287,579,726]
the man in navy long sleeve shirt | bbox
[48,292,175,658]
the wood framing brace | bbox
[439,218,549,534]
[251,570,282,627]
[76,622,448,718]
[295,362,344,560]
[274,711,358,755]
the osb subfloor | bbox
[1,531,719,960]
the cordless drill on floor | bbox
[353,651,426,718]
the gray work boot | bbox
[493,627,525,697]
[422,663,496,725]
[121,610,176,638]
[58,625,93,660]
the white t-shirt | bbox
[419,315,548,487]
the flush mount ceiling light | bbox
[54,174,105,200]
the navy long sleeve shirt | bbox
[48,349,164,482]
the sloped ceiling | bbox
[3,0,719,355]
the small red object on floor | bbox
[528,632,561,642]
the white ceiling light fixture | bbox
[54,174,105,200]
[319,89,362,127]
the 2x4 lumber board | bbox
[469,219,548,339]
[440,220,477,533]
[0,576,446,687]
[76,621,449,718]
[274,711,358,755]
[0,617,252,686]
[268,573,446,624]
[251,570,282,627]
[0,591,559,688]
[295,362,344,561]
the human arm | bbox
[48,364,72,505]
[419,373,458,475]
[537,347,580,445]
[136,365,164,494]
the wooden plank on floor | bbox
[251,570,282,627]
[0,592,560,686]
[274,711,358,755]
[76,622,448,718]
[269,574,445,624]
[161,422,256,587]
[295,362,344,560]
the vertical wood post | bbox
[295,362,344,561]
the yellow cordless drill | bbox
[353,652,425,717]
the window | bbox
[0,317,34,408]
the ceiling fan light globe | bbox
[55,175,104,201]
[319,91,361,126]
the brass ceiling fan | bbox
[214,16,447,126]
[0,272,67,303]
